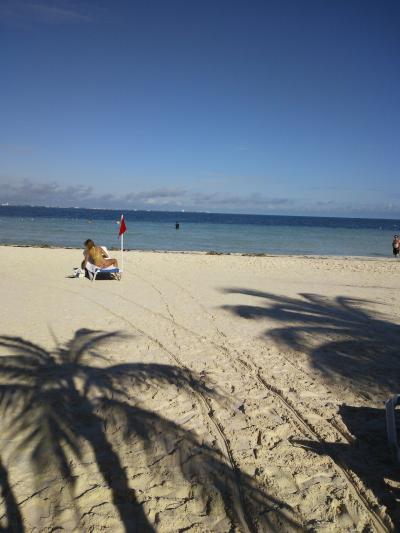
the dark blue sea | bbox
[0,205,398,257]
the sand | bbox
[0,246,399,532]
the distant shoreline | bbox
[0,243,393,261]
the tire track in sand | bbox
[122,266,357,445]
[37,267,389,532]
[123,267,391,533]
[43,279,255,533]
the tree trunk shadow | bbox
[80,408,154,533]
[0,456,24,533]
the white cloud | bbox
[0,178,399,218]
[0,1,93,25]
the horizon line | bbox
[0,204,399,222]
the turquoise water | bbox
[0,207,398,257]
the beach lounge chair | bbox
[385,394,400,464]
[85,246,122,281]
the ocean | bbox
[0,205,398,257]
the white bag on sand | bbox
[73,267,85,278]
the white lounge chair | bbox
[85,247,122,281]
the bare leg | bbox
[102,258,119,268]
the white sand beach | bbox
[0,246,399,532]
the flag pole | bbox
[119,213,126,273]
[121,229,124,272]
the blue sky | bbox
[1,0,399,217]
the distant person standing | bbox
[392,235,400,257]
[175,222,180,230]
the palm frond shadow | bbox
[222,289,400,400]
[222,288,400,528]
[0,330,300,532]
[294,404,400,529]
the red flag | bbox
[118,214,127,238]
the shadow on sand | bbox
[222,289,400,528]
[0,329,299,532]
[222,289,400,400]
[295,404,400,527]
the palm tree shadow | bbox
[0,329,300,532]
[0,454,23,533]
[222,288,400,527]
[222,289,400,400]
[294,404,400,529]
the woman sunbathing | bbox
[81,239,119,269]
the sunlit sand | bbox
[0,246,399,531]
